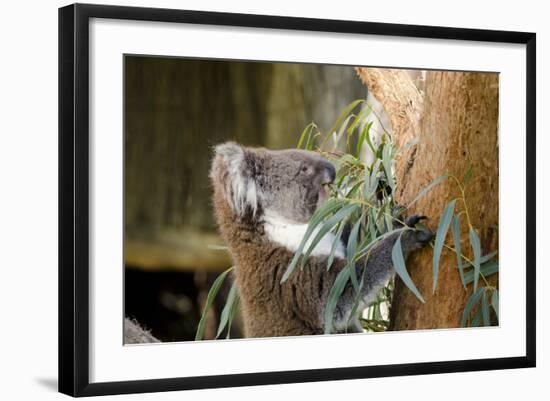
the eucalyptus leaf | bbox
[324,267,351,334]
[225,293,240,339]
[305,131,319,151]
[281,198,344,283]
[392,235,425,303]
[460,251,498,270]
[470,227,482,291]
[327,220,347,271]
[346,268,367,329]
[346,214,364,291]
[481,289,491,326]
[195,267,233,341]
[365,160,381,199]
[384,203,393,232]
[357,227,406,256]
[364,121,377,155]
[382,143,396,192]
[492,289,499,320]
[471,307,483,327]
[450,214,466,288]
[433,200,457,293]
[368,208,378,241]
[480,251,498,264]
[336,114,355,149]
[216,280,239,338]
[300,203,358,271]
[328,99,364,139]
[463,261,498,285]
[346,179,366,198]
[461,287,485,327]
[297,122,315,149]
[356,121,373,157]
[348,105,371,137]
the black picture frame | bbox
[58,3,536,397]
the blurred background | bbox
[124,55,370,342]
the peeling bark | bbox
[355,68,424,200]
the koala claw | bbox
[405,214,428,227]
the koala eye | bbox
[300,165,312,175]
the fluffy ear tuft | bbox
[210,142,260,217]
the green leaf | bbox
[328,99,364,139]
[381,143,395,192]
[346,215,363,291]
[345,179,366,198]
[324,268,351,334]
[471,307,483,327]
[346,268,367,330]
[491,289,499,320]
[225,293,240,339]
[336,114,355,149]
[463,260,498,285]
[365,159,381,199]
[357,227,405,255]
[305,131,320,151]
[297,122,315,149]
[481,289,491,326]
[432,200,457,293]
[327,220,347,271]
[348,105,371,137]
[461,287,485,327]
[450,214,466,288]
[356,121,373,157]
[368,208,378,241]
[364,121,377,155]
[470,227,482,291]
[407,174,448,208]
[195,267,233,340]
[392,235,425,303]
[300,203,358,271]
[215,280,240,339]
[460,251,498,270]
[384,202,393,233]
[281,198,344,283]
[480,251,498,264]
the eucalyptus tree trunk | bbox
[356,68,499,329]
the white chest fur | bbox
[263,214,346,259]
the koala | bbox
[210,142,432,338]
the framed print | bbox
[58,3,536,397]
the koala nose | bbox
[321,160,336,184]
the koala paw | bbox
[403,214,433,248]
[405,214,428,227]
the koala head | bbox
[211,142,336,224]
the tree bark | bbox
[356,68,499,329]
[355,68,424,200]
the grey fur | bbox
[210,142,432,337]
[212,142,335,223]
[124,318,160,344]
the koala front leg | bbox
[334,215,433,327]
[359,215,432,302]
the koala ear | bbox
[211,142,260,217]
